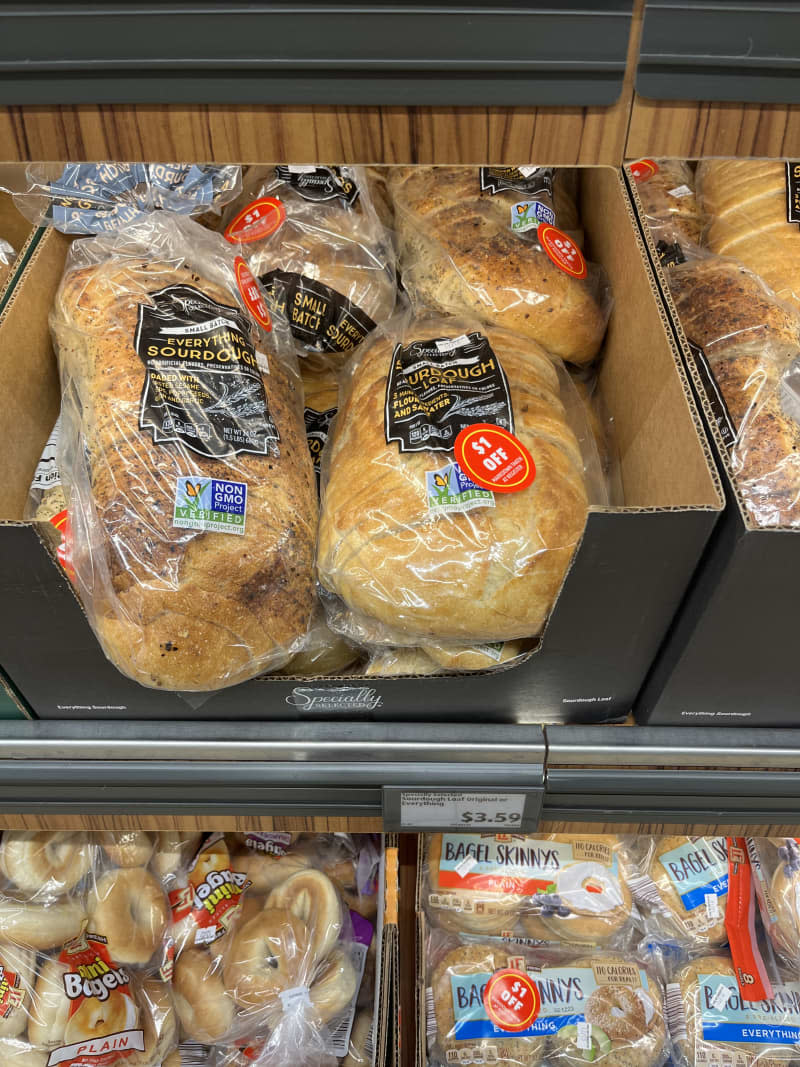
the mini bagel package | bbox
[748,838,800,969]
[424,834,637,945]
[629,837,729,947]
[317,309,603,650]
[226,165,396,369]
[7,162,241,234]
[171,834,369,1064]
[425,932,668,1067]
[666,951,800,1067]
[387,166,611,365]
[51,210,318,690]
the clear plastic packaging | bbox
[0,830,178,1067]
[748,838,800,969]
[7,163,241,234]
[0,236,15,289]
[629,836,729,948]
[50,211,318,690]
[363,648,442,677]
[696,160,800,312]
[227,165,396,368]
[423,641,529,672]
[387,166,611,365]
[566,367,622,506]
[317,310,601,649]
[666,257,800,527]
[666,950,800,1067]
[423,833,637,945]
[630,159,702,253]
[425,931,668,1067]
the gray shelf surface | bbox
[0,721,798,825]
[638,1,800,103]
[0,2,633,106]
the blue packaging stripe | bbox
[454,1015,584,1041]
[680,874,728,911]
[704,1023,800,1046]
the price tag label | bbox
[389,790,528,831]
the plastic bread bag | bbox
[224,165,396,369]
[362,647,442,676]
[567,366,623,506]
[317,309,603,650]
[664,948,800,1067]
[26,929,178,1067]
[425,929,668,1067]
[7,163,241,234]
[366,166,394,233]
[0,236,15,288]
[629,159,702,253]
[341,1008,375,1066]
[50,210,318,691]
[423,834,639,947]
[747,838,800,969]
[173,865,362,1064]
[695,160,800,312]
[626,836,729,949]
[386,166,611,365]
[422,640,530,672]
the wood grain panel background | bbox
[626,94,800,159]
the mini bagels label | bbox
[0,957,23,1019]
[484,969,540,1032]
[224,196,286,243]
[455,424,536,494]
[538,224,587,279]
[52,932,142,1066]
[183,837,252,946]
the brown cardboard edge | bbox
[381,832,400,1067]
[0,670,33,720]
[415,834,427,1067]
[614,168,725,513]
[623,163,798,535]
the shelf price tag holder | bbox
[382,786,542,833]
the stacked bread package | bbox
[633,158,800,529]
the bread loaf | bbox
[634,159,702,247]
[234,165,396,368]
[697,160,800,310]
[51,214,317,690]
[317,313,589,645]
[387,167,608,365]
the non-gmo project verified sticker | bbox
[173,477,247,536]
[511,199,555,234]
[426,461,494,515]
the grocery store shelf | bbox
[637,1,800,103]
[1,722,800,824]
[0,2,633,106]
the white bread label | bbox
[385,332,513,453]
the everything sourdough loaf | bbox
[317,312,590,646]
[387,167,608,365]
[51,214,317,690]
[697,160,800,310]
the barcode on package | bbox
[327,940,369,1056]
[666,982,688,1044]
[627,873,667,912]
[363,1020,376,1066]
[426,986,437,1044]
[178,1044,211,1067]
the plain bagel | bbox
[63,986,135,1047]
[425,833,527,935]
[100,831,155,869]
[150,832,202,881]
[309,945,358,1024]
[0,897,86,950]
[0,1038,48,1067]
[173,947,235,1043]
[266,868,342,961]
[0,832,93,897]
[127,976,178,1067]
[28,958,70,1047]
[222,906,310,1010]
[91,866,170,965]
[343,1008,375,1067]
[233,848,311,893]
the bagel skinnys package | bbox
[317,309,606,653]
[51,210,318,691]
[425,928,669,1067]
[747,838,800,969]
[6,162,241,233]
[662,947,800,1067]
[387,166,612,366]
[224,165,397,369]
[171,833,367,1065]
[422,833,640,948]
[626,837,730,949]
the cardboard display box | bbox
[0,167,723,722]
[627,165,800,727]
[0,164,40,311]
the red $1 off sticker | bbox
[484,969,540,1032]
[538,224,587,279]
[235,256,272,332]
[455,424,536,494]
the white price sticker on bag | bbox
[398,790,525,829]
[576,1021,593,1050]
[705,892,720,921]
